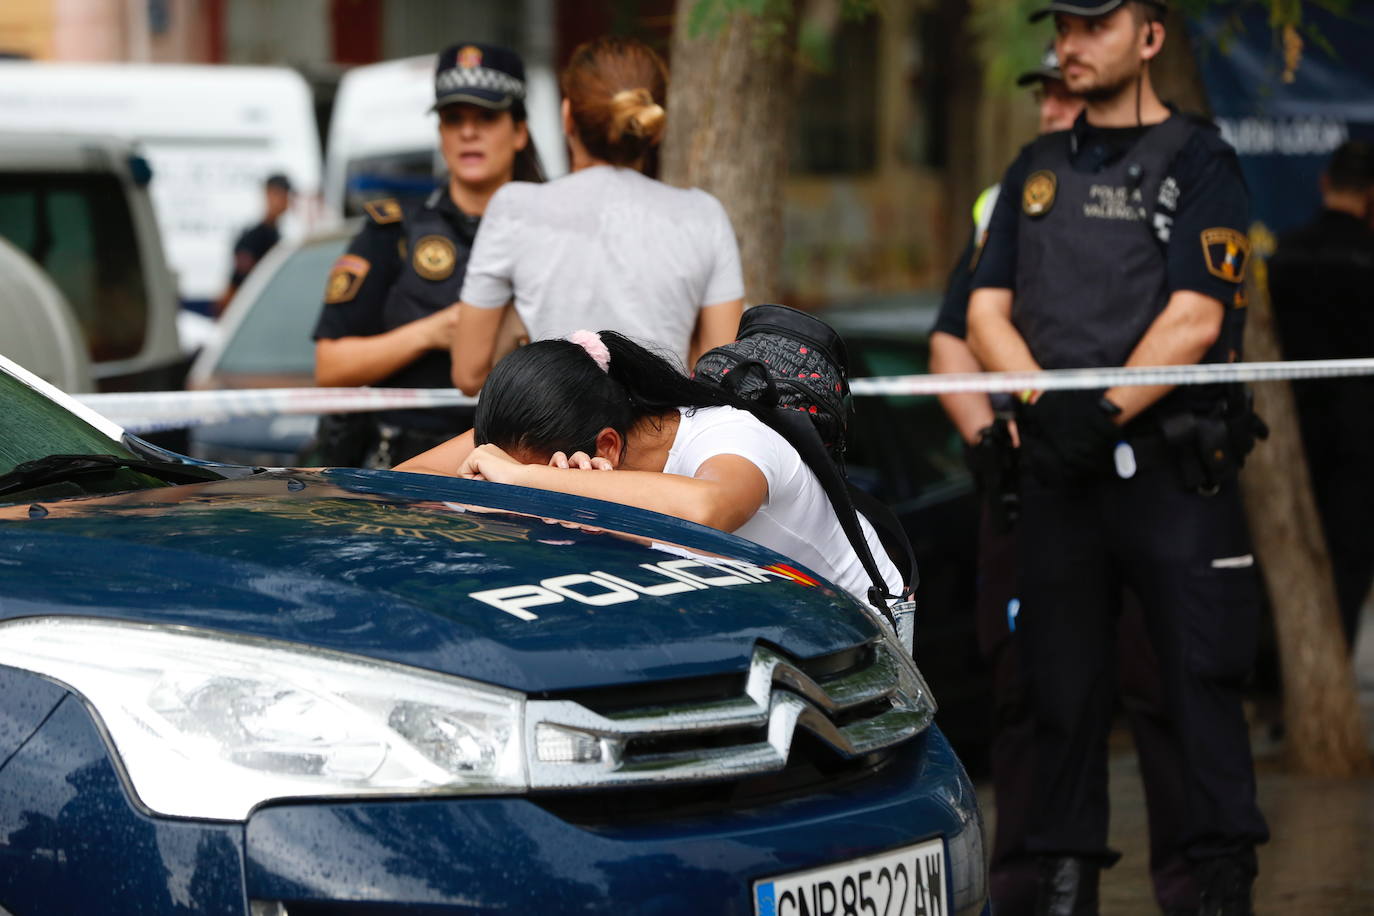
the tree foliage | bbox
[687,0,1356,94]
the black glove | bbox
[964,420,1010,487]
[1021,389,1121,485]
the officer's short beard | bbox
[1078,67,1138,105]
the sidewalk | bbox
[977,604,1374,914]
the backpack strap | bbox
[759,407,905,627]
[848,483,919,596]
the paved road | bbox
[977,604,1374,914]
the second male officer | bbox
[967,1,1269,913]
[310,43,543,467]
[1268,140,1374,649]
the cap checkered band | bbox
[436,66,525,100]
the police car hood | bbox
[0,469,880,693]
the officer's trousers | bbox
[976,510,1197,913]
[1017,468,1270,865]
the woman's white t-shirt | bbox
[460,166,744,368]
[662,406,902,603]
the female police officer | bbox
[311,43,544,467]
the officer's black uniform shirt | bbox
[934,231,979,341]
[972,110,1249,310]
[1269,208,1374,458]
[312,188,480,430]
[229,221,281,286]
[1270,208,1374,362]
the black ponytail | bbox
[475,331,741,458]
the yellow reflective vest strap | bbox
[972,183,1001,239]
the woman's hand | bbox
[548,451,613,471]
[456,443,529,484]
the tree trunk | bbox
[1149,9,1368,775]
[1152,7,1211,114]
[1241,253,1372,776]
[661,5,798,304]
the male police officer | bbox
[936,46,1199,916]
[311,43,540,467]
[1268,140,1374,649]
[967,1,1269,913]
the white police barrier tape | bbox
[76,357,1374,435]
[844,356,1374,396]
[78,387,476,434]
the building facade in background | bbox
[0,0,1017,308]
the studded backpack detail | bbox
[693,305,917,627]
[693,304,852,461]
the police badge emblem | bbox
[413,235,457,281]
[1022,170,1057,217]
[458,45,483,69]
[324,254,371,304]
[1200,228,1251,282]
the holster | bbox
[1154,386,1267,493]
[965,413,1021,530]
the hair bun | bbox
[609,88,666,144]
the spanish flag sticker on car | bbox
[763,563,820,587]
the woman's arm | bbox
[450,303,506,395]
[315,306,457,387]
[688,298,744,367]
[459,444,767,532]
[392,429,477,475]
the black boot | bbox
[1035,857,1100,916]
[1194,852,1256,916]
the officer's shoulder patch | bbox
[363,198,403,225]
[1022,170,1056,217]
[1200,228,1251,282]
[324,254,371,304]
[413,234,457,281]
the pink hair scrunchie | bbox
[567,330,610,373]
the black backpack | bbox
[693,304,918,624]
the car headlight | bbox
[0,617,524,821]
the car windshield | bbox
[216,235,349,376]
[0,368,163,500]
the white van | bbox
[0,132,183,391]
[324,54,565,220]
[0,235,93,394]
[0,62,323,310]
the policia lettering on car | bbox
[472,558,816,621]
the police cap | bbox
[1016,44,1063,87]
[432,43,526,112]
[1028,0,1165,22]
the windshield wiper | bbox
[0,453,224,499]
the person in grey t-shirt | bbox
[450,36,744,394]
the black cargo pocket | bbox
[1184,558,1262,683]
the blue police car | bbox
[0,356,987,915]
